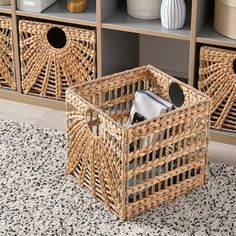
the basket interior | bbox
[72,66,206,128]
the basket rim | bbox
[19,19,96,34]
[200,45,236,55]
[67,65,211,131]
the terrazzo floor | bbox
[0,119,236,235]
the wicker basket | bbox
[199,46,236,132]
[0,16,16,90]
[19,19,96,100]
[66,65,210,220]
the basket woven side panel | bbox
[125,102,209,219]
[199,46,236,132]
[0,16,16,90]
[19,20,96,100]
[66,90,127,219]
[122,67,210,219]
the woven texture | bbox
[199,46,236,132]
[19,20,96,100]
[0,16,16,90]
[66,65,210,220]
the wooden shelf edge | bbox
[16,10,97,27]
[196,37,236,49]
[0,7,12,14]
[210,129,236,145]
[102,23,190,41]
[0,89,65,111]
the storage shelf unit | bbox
[0,0,235,145]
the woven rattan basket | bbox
[199,46,236,132]
[67,65,210,220]
[0,16,16,90]
[19,19,96,100]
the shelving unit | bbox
[0,0,235,145]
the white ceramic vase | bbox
[127,0,163,20]
[161,0,186,29]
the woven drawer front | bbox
[67,65,210,220]
[199,46,236,132]
[0,16,16,90]
[19,20,96,100]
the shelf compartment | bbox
[139,35,189,79]
[16,0,96,27]
[102,6,191,41]
[0,4,11,14]
[197,23,236,49]
[102,29,189,81]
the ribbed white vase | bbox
[127,0,163,20]
[161,0,186,29]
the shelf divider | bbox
[11,0,22,94]
[96,0,102,77]
[188,0,197,87]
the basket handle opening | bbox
[169,82,185,107]
[47,27,67,49]
[86,109,102,138]
[233,58,236,74]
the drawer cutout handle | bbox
[47,27,67,49]
[86,109,102,138]
[233,58,236,74]
[169,82,185,107]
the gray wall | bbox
[139,35,190,79]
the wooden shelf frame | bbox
[0,4,11,14]
[0,0,235,145]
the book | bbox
[127,91,175,192]
[127,90,173,127]
[127,90,173,148]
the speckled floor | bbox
[0,119,236,236]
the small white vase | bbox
[161,0,186,29]
[127,0,163,20]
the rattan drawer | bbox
[19,19,96,100]
[0,16,16,90]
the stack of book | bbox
[128,90,175,192]
[128,90,174,127]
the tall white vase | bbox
[127,0,163,20]
[161,0,186,29]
